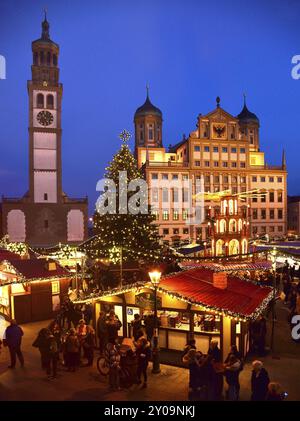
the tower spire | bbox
[146,83,150,99]
[243,93,246,106]
[41,8,50,40]
[282,149,287,169]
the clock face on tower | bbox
[36,110,54,126]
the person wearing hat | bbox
[251,360,270,401]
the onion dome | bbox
[237,95,259,124]
[134,87,162,118]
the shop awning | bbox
[180,260,272,272]
[157,268,273,320]
[177,244,205,255]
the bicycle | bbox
[97,354,110,376]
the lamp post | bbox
[270,247,278,353]
[149,270,161,374]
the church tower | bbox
[28,13,62,203]
[1,14,88,247]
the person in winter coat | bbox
[65,328,80,371]
[44,331,59,379]
[4,319,24,368]
[106,311,122,344]
[82,325,96,366]
[97,311,108,354]
[266,382,285,401]
[106,342,121,390]
[32,328,50,369]
[136,337,151,389]
[224,355,241,401]
[131,314,143,342]
[251,360,270,401]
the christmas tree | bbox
[85,130,162,263]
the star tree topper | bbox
[119,129,131,144]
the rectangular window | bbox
[277,177,282,183]
[231,147,237,153]
[240,162,246,168]
[222,147,228,153]
[44,220,49,229]
[261,209,266,219]
[269,177,274,182]
[172,174,178,180]
[214,176,220,183]
[278,209,283,219]
[163,228,169,235]
[182,174,188,180]
[173,228,179,235]
[162,174,168,180]
[51,281,60,295]
[172,188,178,203]
[213,147,219,153]
[223,176,229,183]
[278,225,283,232]
[269,192,274,202]
[182,209,188,220]
[183,228,189,235]
[162,210,169,221]
[149,129,153,140]
[152,210,159,220]
[204,146,210,152]
[278,192,283,202]
[173,210,179,220]
[250,136,254,144]
[44,193,48,201]
[214,161,219,167]
[205,176,210,183]
[240,176,246,184]
[195,160,201,166]
[232,186,238,194]
[252,176,257,182]
[231,162,237,168]
[204,161,210,167]
[162,188,169,202]
[269,226,275,232]
[194,145,200,152]
[151,173,158,180]
[152,187,158,202]
[260,177,266,182]
[261,194,266,203]
[222,162,228,167]
[240,148,246,154]
[252,209,258,219]
[183,188,189,202]
[252,197,257,203]
[270,209,275,219]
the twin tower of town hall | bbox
[0,17,287,247]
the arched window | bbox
[242,239,248,254]
[219,219,226,233]
[53,54,57,66]
[238,219,243,232]
[47,52,51,66]
[216,239,225,256]
[229,219,237,233]
[40,51,44,65]
[229,239,239,256]
[229,199,234,215]
[47,94,54,109]
[37,93,44,108]
[33,52,38,65]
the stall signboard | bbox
[135,292,162,310]
[0,296,9,307]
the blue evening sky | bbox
[0,0,299,214]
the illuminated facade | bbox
[210,196,250,256]
[134,94,287,245]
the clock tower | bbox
[1,15,88,247]
[28,14,62,203]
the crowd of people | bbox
[182,339,286,401]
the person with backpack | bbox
[44,330,59,379]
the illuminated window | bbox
[278,192,283,202]
[51,281,60,295]
[182,209,188,220]
[173,210,179,220]
[152,210,159,220]
[162,210,169,220]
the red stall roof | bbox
[159,268,273,320]
[2,258,71,281]
[180,260,272,272]
[0,249,22,261]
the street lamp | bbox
[149,270,161,374]
[270,247,278,353]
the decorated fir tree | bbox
[85,131,162,263]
